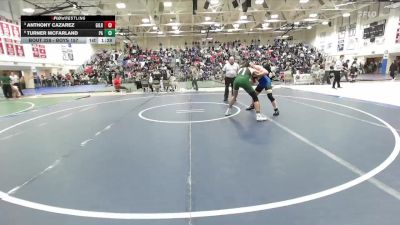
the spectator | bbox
[10,73,23,96]
[112,74,130,92]
[389,60,397,80]
[350,59,358,82]
[0,75,12,98]
[190,64,200,91]
[342,59,350,82]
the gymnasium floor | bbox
[0,87,400,225]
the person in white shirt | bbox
[190,64,200,91]
[332,55,344,89]
[222,56,239,101]
[10,73,23,96]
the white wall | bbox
[308,7,400,62]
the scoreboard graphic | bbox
[20,15,115,44]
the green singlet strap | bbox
[238,67,251,77]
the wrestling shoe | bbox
[246,105,255,110]
[256,113,267,121]
[273,109,280,116]
[225,108,232,116]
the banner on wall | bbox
[14,40,24,57]
[1,22,11,37]
[338,26,346,39]
[61,44,74,61]
[32,44,46,58]
[4,38,15,56]
[32,44,39,58]
[338,26,346,52]
[38,44,46,58]
[338,40,344,51]
[0,38,4,55]
[347,38,357,50]
[348,24,356,37]
[0,16,20,40]
[396,17,400,44]
[11,25,20,38]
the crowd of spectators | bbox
[121,39,326,82]
[28,38,374,92]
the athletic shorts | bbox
[233,75,255,94]
[255,75,272,92]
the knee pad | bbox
[255,85,263,93]
[267,93,275,102]
[250,91,259,102]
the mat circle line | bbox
[0,101,35,118]
[138,102,241,123]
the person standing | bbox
[389,60,397,80]
[350,59,358,82]
[333,55,344,89]
[342,59,350,82]
[148,74,154,92]
[190,63,199,91]
[0,75,12,98]
[10,73,23,96]
[222,56,239,101]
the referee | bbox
[332,55,344,89]
[222,56,239,102]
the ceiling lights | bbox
[233,24,240,29]
[307,25,312,29]
[271,14,279,19]
[322,21,329,25]
[116,2,126,9]
[152,26,158,30]
[167,22,180,26]
[205,16,211,21]
[299,0,309,3]
[157,31,163,35]
[201,30,206,33]
[294,21,300,25]
[342,12,351,17]
[240,15,247,20]
[22,8,35,13]
[210,0,219,5]
[202,21,215,25]
[304,18,318,21]
[172,25,179,30]
[163,1,172,7]
[309,13,318,18]
[255,0,263,5]
[142,18,150,23]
